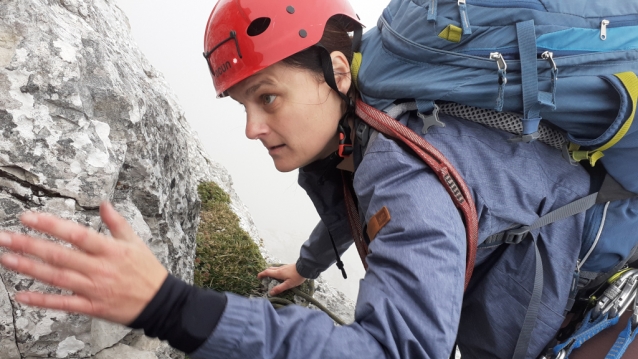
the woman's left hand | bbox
[0,202,168,325]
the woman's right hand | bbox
[257,263,306,296]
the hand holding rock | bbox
[258,263,306,296]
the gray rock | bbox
[0,0,356,357]
[0,0,257,357]
[90,320,131,355]
[95,343,158,359]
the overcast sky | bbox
[115,0,389,300]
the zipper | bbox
[541,51,557,71]
[603,15,638,28]
[600,19,610,41]
[464,47,602,60]
[578,202,611,272]
[466,0,546,12]
[490,52,508,75]
[458,0,472,35]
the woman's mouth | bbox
[268,144,285,154]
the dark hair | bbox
[282,15,357,97]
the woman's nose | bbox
[245,112,269,140]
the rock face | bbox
[0,0,261,357]
[0,0,355,357]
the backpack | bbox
[348,0,638,357]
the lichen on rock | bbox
[0,0,355,357]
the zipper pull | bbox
[490,52,507,111]
[600,19,609,41]
[490,52,508,83]
[458,0,472,35]
[541,51,557,71]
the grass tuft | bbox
[194,182,267,296]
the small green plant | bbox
[194,182,267,296]
[190,181,345,335]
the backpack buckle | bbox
[509,131,540,143]
[504,226,531,244]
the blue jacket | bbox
[190,111,591,359]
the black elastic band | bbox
[351,27,363,53]
[328,229,348,279]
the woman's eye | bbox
[262,94,277,105]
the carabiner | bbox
[610,273,638,318]
[593,269,638,319]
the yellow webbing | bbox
[571,71,638,166]
[350,52,363,91]
[438,24,463,43]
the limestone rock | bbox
[95,343,158,359]
[0,0,356,357]
[0,0,255,357]
[90,320,131,355]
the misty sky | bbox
[115,0,390,300]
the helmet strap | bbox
[316,44,354,158]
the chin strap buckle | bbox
[338,123,353,158]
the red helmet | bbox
[203,0,363,97]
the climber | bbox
[1,0,638,358]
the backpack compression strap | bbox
[354,99,479,290]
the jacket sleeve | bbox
[295,165,355,279]
[189,134,467,359]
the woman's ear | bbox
[330,51,352,94]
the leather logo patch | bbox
[366,206,391,241]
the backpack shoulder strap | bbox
[354,99,479,290]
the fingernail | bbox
[1,254,18,268]
[21,212,38,226]
[0,233,11,246]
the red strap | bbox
[353,100,478,290]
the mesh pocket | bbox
[438,103,567,149]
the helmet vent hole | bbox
[247,18,271,37]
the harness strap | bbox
[482,193,598,247]
[479,194,596,359]
[510,236,544,359]
[606,317,638,359]
[553,311,621,357]
[355,99,479,289]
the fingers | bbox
[0,232,96,274]
[99,202,139,243]
[0,253,94,295]
[257,267,282,280]
[20,212,107,254]
[270,281,294,296]
[14,292,98,317]
[258,264,306,296]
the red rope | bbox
[354,100,478,290]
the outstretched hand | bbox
[258,263,306,296]
[0,202,168,325]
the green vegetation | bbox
[194,182,268,296]
[193,181,320,311]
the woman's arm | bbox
[0,136,466,358]
[190,136,466,359]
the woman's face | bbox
[227,61,347,172]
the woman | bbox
[0,0,624,358]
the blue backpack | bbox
[353,0,638,357]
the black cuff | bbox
[129,275,228,353]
